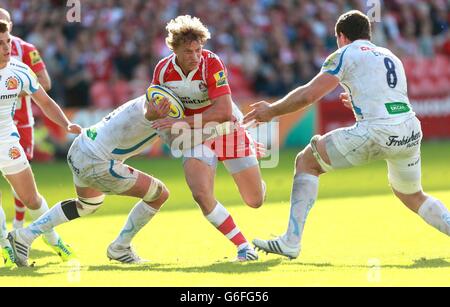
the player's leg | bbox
[254,126,363,258]
[0,193,15,267]
[107,170,169,263]
[184,154,257,261]
[5,167,78,266]
[219,125,265,208]
[225,159,265,209]
[388,157,450,237]
[11,126,34,229]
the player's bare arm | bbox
[31,87,82,134]
[152,94,232,130]
[244,72,339,124]
[36,68,52,92]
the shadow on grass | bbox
[0,261,62,277]
[282,257,450,270]
[88,258,283,274]
[30,249,55,258]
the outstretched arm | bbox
[244,72,339,123]
[31,87,82,134]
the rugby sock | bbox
[418,196,450,236]
[27,198,61,245]
[20,200,71,245]
[13,189,26,227]
[112,201,159,248]
[206,202,249,251]
[282,173,319,247]
[0,206,9,247]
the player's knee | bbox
[295,150,306,170]
[143,178,168,208]
[77,195,105,217]
[21,194,42,210]
[244,195,264,209]
[392,188,426,213]
[295,148,317,173]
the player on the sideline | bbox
[0,8,53,231]
[0,21,81,267]
[151,15,264,261]
[8,94,173,265]
[244,10,450,259]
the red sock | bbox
[14,197,26,221]
[217,215,248,247]
[206,202,249,249]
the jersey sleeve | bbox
[21,66,41,95]
[21,42,46,74]
[321,47,351,81]
[205,54,231,100]
[151,63,161,85]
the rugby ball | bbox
[146,85,185,119]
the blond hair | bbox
[165,15,211,50]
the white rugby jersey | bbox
[322,40,414,122]
[78,95,158,161]
[0,58,40,144]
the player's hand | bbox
[243,101,274,125]
[340,92,353,110]
[67,123,82,134]
[146,97,171,121]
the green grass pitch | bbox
[0,141,449,286]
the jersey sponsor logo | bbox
[67,155,80,175]
[0,93,18,100]
[385,102,411,115]
[8,147,22,160]
[6,76,19,90]
[386,130,421,148]
[180,96,209,105]
[29,50,43,66]
[214,70,228,88]
[86,128,98,141]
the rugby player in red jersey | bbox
[152,15,265,261]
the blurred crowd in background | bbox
[2,0,449,109]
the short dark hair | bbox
[0,19,8,33]
[335,10,371,41]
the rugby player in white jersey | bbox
[0,21,81,267]
[151,15,264,261]
[8,95,174,265]
[0,8,53,231]
[244,10,450,259]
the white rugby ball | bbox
[146,85,185,119]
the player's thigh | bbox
[75,185,104,199]
[183,157,216,206]
[320,123,374,170]
[4,167,40,208]
[230,163,264,208]
[387,153,423,198]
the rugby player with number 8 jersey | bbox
[245,10,450,259]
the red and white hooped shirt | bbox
[152,49,254,160]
